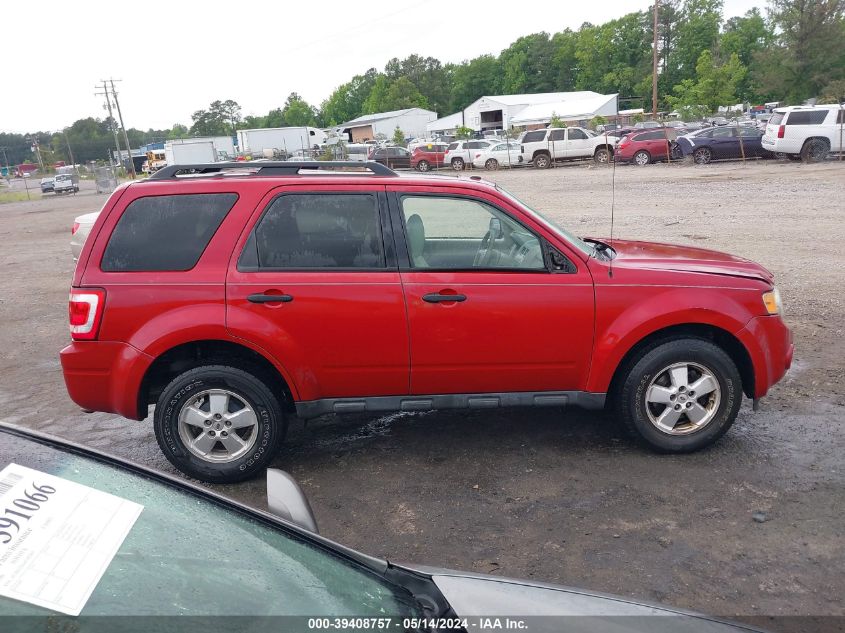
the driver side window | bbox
[400,196,546,271]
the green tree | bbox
[455,126,474,140]
[384,77,429,110]
[384,55,451,114]
[392,126,405,146]
[167,124,188,139]
[549,113,566,127]
[282,92,318,126]
[449,55,501,112]
[820,79,845,103]
[190,100,241,136]
[362,75,392,114]
[321,69,379,124]
[666,49,746,111]
[499,33,557,93]
[720,8,770,100]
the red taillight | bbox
[69,288,106,341]
[777,125,785,139]
[72,222,80,235]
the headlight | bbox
[762,287,783,316]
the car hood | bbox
[589,238,774,283]
[404,566,761,632]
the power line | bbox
[95,81,123,172]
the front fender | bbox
[586,286,757,393]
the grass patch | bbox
[0,191,39,204]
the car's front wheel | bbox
[693,147,712,164]
[485,158,499,170]
[416,160,431,172]
[154,365,286,483]
[594,147,611,164]
[615,339,742,453]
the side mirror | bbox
[266,468,319,534]
[489,217,504,240]
[549,248,575,272]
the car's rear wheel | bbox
[533,153,551,169]
[154,365,285,483]
[633,150,651,166]
[485,158,499,170]
[693,147,712,164]
[416,160,431,172]
[594,147,611,164]
[801,138,829,163]
[451,158,465,171]
[615,338,742,453]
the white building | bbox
[432,92,619,133]
[336,108,437,142]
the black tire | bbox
[154,365,286,483]
[594,147,611,164]
[787,154,802,161]
[614,338,742,453]
[693,147,712,164]
[485,158,499,170]
[416,160,431,172]
[800,138,829,163]
[633,150,651,166]
[533,153,551,169]
[451,158,465,171]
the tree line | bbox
[2,0,842,166]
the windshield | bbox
[0,432,420,621]
[495,186,593,256]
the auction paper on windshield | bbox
[0,463,143,616]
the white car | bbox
[443,139,498,171]
[472,141,522,170]
[71,211,100,261]
[519,127,618,167]
[762,104,844,161]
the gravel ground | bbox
[0,160,843,629]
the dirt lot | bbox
[1,161,843,628]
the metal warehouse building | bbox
[336,108,437,142]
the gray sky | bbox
[1,0,764,133]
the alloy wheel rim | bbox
[644,362,721,435]
[596,150,609,163]
[635,152,648,165]
[695,148,711,164]
[177,389,259,463]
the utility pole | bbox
[96,82,123,172]
[652,0,659,119]
[108,79,137,179]
[63,129,77,173]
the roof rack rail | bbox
[148,161,397,180]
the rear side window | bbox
[101,193,237,272]
[769,112,784,125]
[252,194,384,269]
[567,129,588,140]
[786,110,827,125]
[637,131,663,140]
[447,142,459,151]
[522,131,546,143]
[549,129,566,141]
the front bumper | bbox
[736,315,793,398]
[60,341,153,420]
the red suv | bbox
[616,129,678,165]
[61,161,792,483]
[410,143,448,172]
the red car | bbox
[615,129,677,165]
[61,160,792,483]
[410,143,448,172]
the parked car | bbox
[345,143,372,162]
[53,173,79,194]
[70,210,100,261]
[40,177,54,193]
[0,421,761,630]
[707,116,729,126]
[443,139,498,171]
[761,104,844,162]
[520,127,617,167]
[62,160,792,483]
[472,141,522,170]
[676,126,772,164]
[368,146,411,169]
[614,129,678,165]
[633,121,662,129]
[411,143,449,172]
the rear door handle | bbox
[422,293,467,303]
[248,293,293,304]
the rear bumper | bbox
[736,316,793,398]
[60,341,154,420]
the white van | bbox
[345,144,372,162]
[53,173,80,194]
[762,104,845,161]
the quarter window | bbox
[400,196,545,271]
[786,110,827,125]
[101,193,237,272]
[253,194,384,269]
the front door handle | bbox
[248,293,293,304]
[422,292,467,303]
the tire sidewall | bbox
[634,151,650,165]
[452,158,464,171]
[155,367,284,483]
[535,154,550,168]
[621,340,742,452]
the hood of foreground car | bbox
[590,238,774,283]
[416,569,762,632]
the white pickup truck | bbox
[519,127,618,167]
